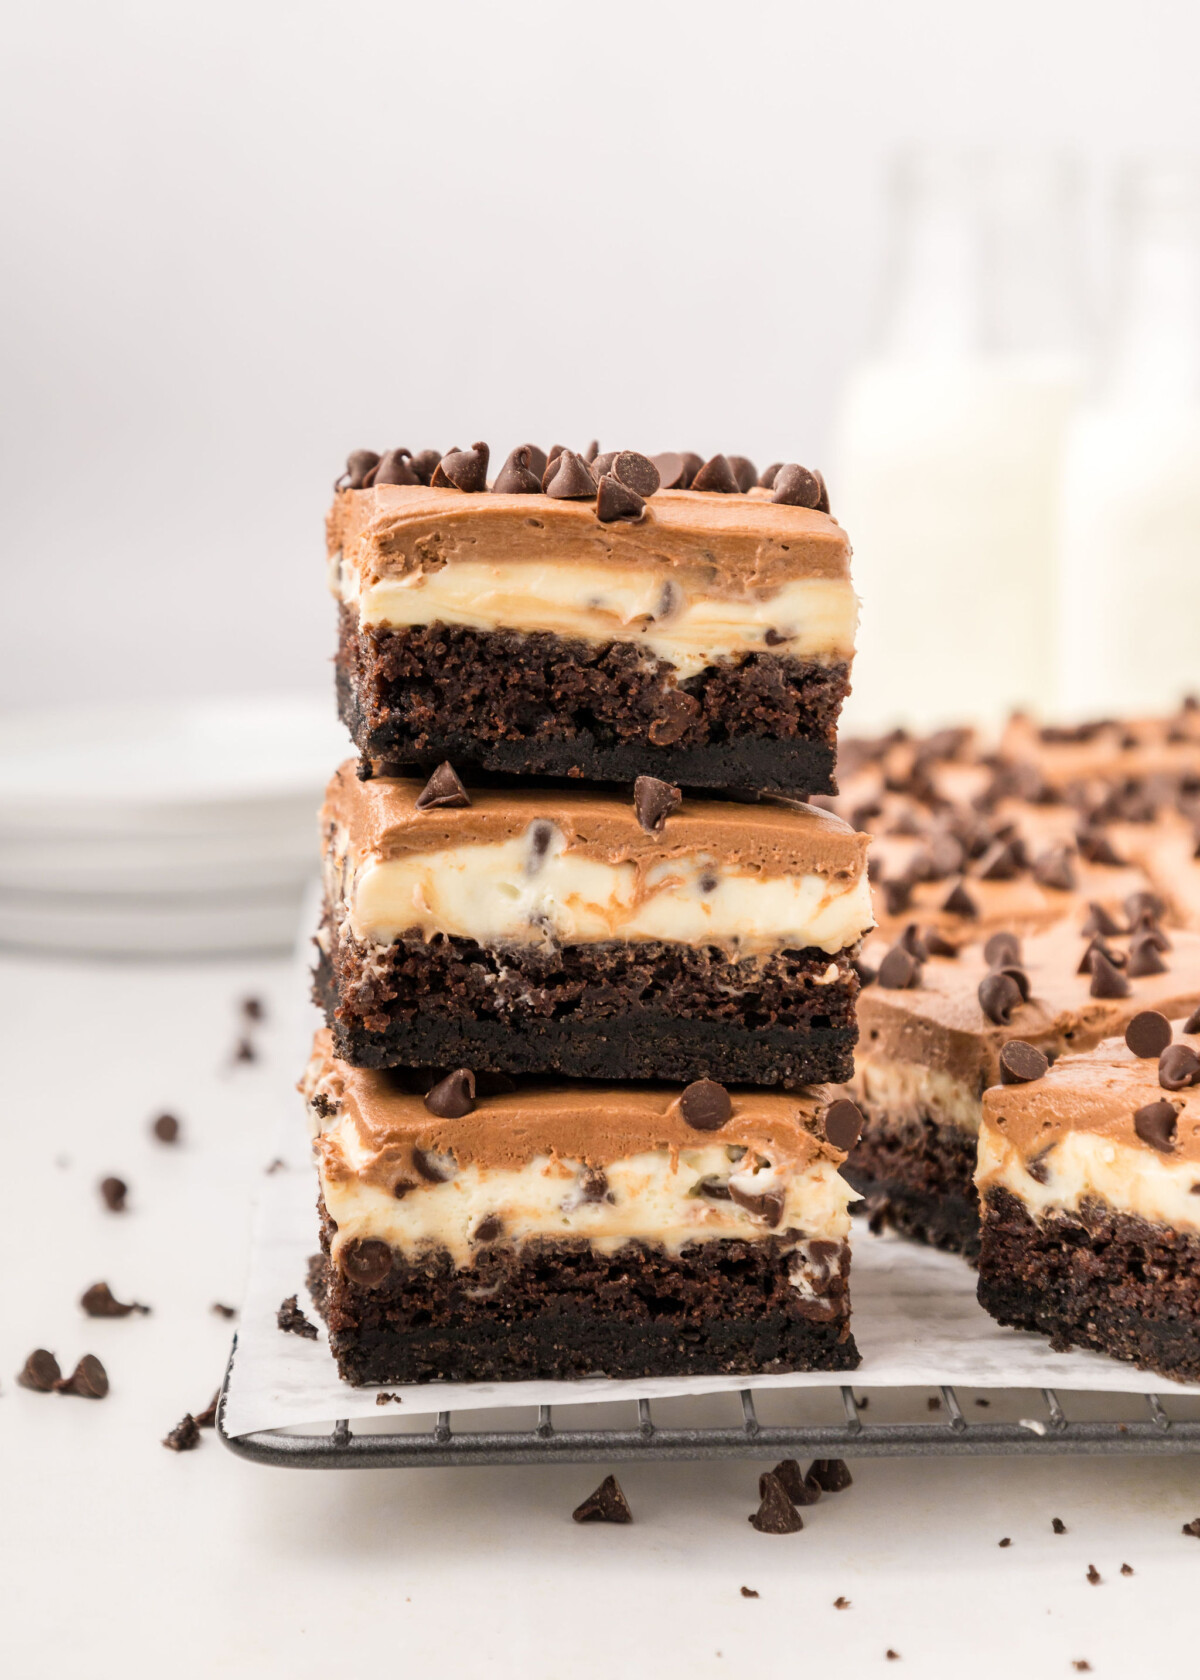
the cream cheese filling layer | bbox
[315,1128,853,1269]
[333,552,858,679]
[340,820,874,954]
[849,1057,983,1136]
[977,1124,1200,1235]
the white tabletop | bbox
[3,950,1198,1678]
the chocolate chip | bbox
[1086,1565,1101,1585]
[634,774,681,834]
[679,1079,732,1130]
[1132,915,1171,951]
[1077,828,1126,868]
[770,1459,822,1506]
[740,1586,760,1598]
[925,931,960,959]
[727,455,757,492]
[17,1349,61,1391]
[1159,1043,1200,1091]
[690,453,740,494]
[1077,935,1121,976]
[1126,890,1165,924]
[833,1596,851,1610]
[408,448,442,485]
[581,439,599,463]
[677,451,704,487]
[882,878,914,916]
[749,1472,804,1533]
[591,450,618,478]
[1089,949,1131,999]
[729,1184,785,1226]
[1186,1006,1200,1035]
[415,761,471,810]
[1052,1517,1067,1534]
[151,1113,180,1144]
[572,1474,632,1524]
[340,1239,393,1289]
[1183,1518,1200,1537]
[577,1166,612,1205]
[431,441,489,492]
[824,1098,864,1152]
[996,964,1031,1001]
[1082,902,1125,938]
[899,922,928,961]
[977,840,1021,881]
[807,1458,853,1492]
[1126,1011,1172,1059]
[979,971,1023,1024]
[163,1414,202,1452]
[1120,1563,1133,1575]
[1127,934,1169,978]
[650,451,686,488]
[984,932,1022,969]
[472,1214,503,1243]
[543,450,597,499]
[998,1536,1012,1547]
[277,1294,318,1339]
[596,473,646,523]
[940,880,979,919]
[374,447,421,486]
[758,462,783,488]
[853,957,878,987]
[878,945,922,989]
[1033,846,1078,892]
[339,449,380,490]
[55,1355,109,1398]
[999,1041,1049,1084]
[424,1068,476,1118]
[612,450,661,497]
[99,1176,127,1212]
[233,1037,256,1063]
[1134,1099,1178,1152]
[770,463,823,508]
[491,445,543,494]
[81,1282,149,1318]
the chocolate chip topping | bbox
[899,923,928,961]
[277,1295,318,1340]
[633,774,681,834]
[1077,827,1126,868]
[650,451,687,488]
[55,1355,109,1399]
[925,931,960,959]
[814,469,831,513]
[823,1098,864,1152]
[424,1068,476,1118]
[1126,1011,1173,1059]
[807,1457,853,1492]
[1159,1043,1200,1091]
[878,945,922,989]
[415,761,471,810]
[339,449,380,490]
[572,1474,633,1524]
[1134,1099,1178,1152]
[99,1176,127,1213]
[690,453,741,494]
[374,448,421,487]
[940,880,980,919]
[999,1040,1049,1084]
[1082,902,1125,939]
[984,932,1022,969]
[758,462,783,488]
[1186,1005,1200,1034]
[340,1238,394,1289]
[1089,948,1131,999]
[978,840,1021,881]
[17,1349,61,1392]
[771,463,823,508]
[978,970,1024,1024]
[727,455,758,493]
[1126,890,1165,923]
[749,1472,804,1534]
[431,441,490,492]
[491,445,543,494]
[679,1079,732,1130]
[677,451,704,487]
[770,1459,822,1506]
[1077,935,1121,977]
[1033,846,1078,892]
[81,1282,149,1318]
[543,449,597,499]
[409,447,442,485]
[1127,933,1169,978]
[583,439,600,463]
[591,450,618,478]
[612,450,661,497]
[596,473,646,523]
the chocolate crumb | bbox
[807,1458,852,1492]
[770,1459,821,1507]
[99,1175,127,1212]
[1120,1563,1133,1575]
[54,1354,109,1398]
[1052,1517,1067,1534]
[572,1474,632,1523]
[151,1112,180,1144]
[999,1040,1049,1085]
[833,1596,850,1610]
[211,1302,237,1318]
[264,1158,286,1174]
[192,1391,219,1429]
[415,761,471,810]
[163,1414,201,1452]
[633,774,681,834]
[81,1282,149,1318]
[975,1397,990,1406]
[927,1395,941,1410]
[739,1586,759,1599]
[277,1295,318,1340]
[1072,1665,1091,1674]
[749,1471,803,1533]
[1086,1564,1101,1585]
[17,1349,61,1391]
[1182,1518,1200,1537]
[424,1067,476,1118]
[375,1392,403,1406]
[679,1079,732,1131]
[886,1653,900,1663]
[998,1536,1011,1547]
[1126,1010,1173,1059]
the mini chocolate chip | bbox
[151,1113,180,1144]
[17,1349,61,1391]
[679,1079,732,1130]
[728,1183,785,1227]
[633,774,681,834]
[55,1355,109,1399]
[424,1068,476,1118]
[543,450,597,499]
[491,445,543,494]
[572,1474,632,1523]
[412,1146,455,1182]
[1126,1011,1172,1059]
[81,1282,149,1318]
[1159,1043,1200,1091]
[392,1179,416,1199]
[612,450,661,497]
[1033,846,1078,892]
[979,971,1023,1024]
[233,1036,256,1063]
[749,1472,804,1534]
[277,1295,318,1339]
[977,840,1021,881]
[1134,1099,1178,1152]
[596,472,646,523]
[339,449,380,490]
[807,1458,852,1492]
[1127,934,1168,978]
[409,447,442,485]
[690,453,740,494]
[758,462,783,488]
[1089,949,1131,999]
[99,1176,127,1212]
[770,1459,822,1506]
[431,441,489,492]
[340,1239,393,1289]
[878,945,922,989]
[373,447,420,486]
[940,880,979,919]
[771,463,823,508]
[925,931,960,959]
[163,1414,202,1452]
[472,1214,503,1243]
[415,761,471,810]
[824,1098,864,1152]
[1081,902,1125,938]
[650,451,687,488]
[999,1041,1049,1084]
[1183,1518,1200,1537]
[1025,1148,1053,1183]
[763,628,791,646]
[696,1175,732,1200]
[984,932,1022,969]
[727,455,757,492]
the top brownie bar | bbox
[329,443,856,795]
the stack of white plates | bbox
[0,695,351,956]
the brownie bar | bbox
[841,1112,981,1258]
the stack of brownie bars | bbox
[302,441,875,1385]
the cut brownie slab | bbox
[328,451,857,794]
[301,1030,861,1384]
[317,762,873,1086]
[977,1014,1200,1382]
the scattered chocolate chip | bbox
[1052,1517,1067,1534]
[1184,1518,1200,1537]
[151,1113,180,1144]
[340,1239,394,1289]
[1077,828,1126,867]
[472,1214,503,1243]
[1126,890,1165,923]
[749,1472,804,1534]
[807,1458,853,1492]
[163,1414,202,1452]
[1082,902,1125,938]
[572,1474,632,1523]
[99,1176,127,1213]
[727,455,757,492]
[758,462,783,488]
[984,932,1022,968]
[1126,1010,1173,1059]
[277,1295,318,1340]
[878,946,922,989]
[679,451,705,487]
[1086,1565,1101,1585]
[242,997,264,1022]
[1132,915,1171,951]
[650,451,687,488]
[998,1537,1012,1548]
[1033,846,1078,892]
[770,1459,822,1507]
[824,1098,864,1152]
[17,1349,61,1391]
[491,445,542,494]
[339,449,380,490]
[1134,1099,1178,1152]
[633,775,681,834]
[1159,1043,1200,1091]
[996,964,1031,1000]
[978,971,1023,1025]
[596,472,646,523]
[833,1596,851,1610]
[1127,934,1169,978]
[740,1586,759,1599]
[431,441,489,492]
[582,439,600,463]
[612,450,661,497]
[543,450,597,499]
[679,1079,732,1131]
[690,453,740,494]
[1089,949,1131,999]
[424,1067,476,1118]
[54,1355,109,1398]
[211,1302,236,1319]
[771,463,823,508]
[415,761,471,810]
[373,447,420,486]
[81,1282,149,1318]
[940,880,979,919]
[999,1041,1049,1084]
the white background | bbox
[4,0,1200,708]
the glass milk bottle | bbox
[1058,160,1200,718]
[833,149,1083,734]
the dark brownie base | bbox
[841,1111,981,1260]
[337,610,849,794]
[977,1187,1200,1382]
[310,1210,859,1384]
[316,932,859,1086]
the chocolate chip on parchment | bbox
[415,760,471,810]
[17,1349,61,1392]
[999,1041,1048,1085]
[998,1536,1011,1547]
[277,1295,318,1340]
[596,473,646,523]
[1127,934,1168,978]
[771,463,823,508]
[882,878,914,916]
[81,1282,149,1318]
[543,450,597,499]
[99,1176,128,1212]
[163,1414,202,1452]
[1126,1010,1172,1059]
[373,447,421,486]
[978,971,1023,1025]
[1134,1099,1178,1152]
[338,449,380,490]
[424,1067,476,1118]
[1159,1043,1200,1091]
[472,1214,503,1244]
[984,931,1022,969]
[680,1079,732,1131]
[633,774,681,834]
[940,880,980,919]
[650,451,687,488]
[340,1239,394,1289]
[1089,949,1131,999]
[824,1098,863,1152]
[770,1459,822,1507]
[899,923,928,960]
[878,945,922,989]
[1033,846,1078,892]
[1077,828,1126,868]
[572,1473,633,1523]
[727,455,757,492]
[807,1458,853,1492]
[431,441,490,492]
[54,1355,109,1398]
[151,1113,180,1144]
[758,462,783,488]
[1126,890,1165,924]
[491,444,543,494]
[690,453,741,494]
[749,1472,804,1533]
[740,1586,760,1599]
[613,450,661,497]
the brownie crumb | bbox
[211,1302,237,1319]
[54,1354,109,1398]
[572,1474,632,1524]
[194,1391,220,1429]
[750,1472,803,1534]
[1072,1664,1092,1673]
[854,1394,869,1409]
[927,1396,941,1411]
[739,1586,759,1599]
[998,1537,1011,1548]
[375,1392,403,1406]
[833,1597,851,1610]
[99,1176,128,1212]
[81,1281,149,1318]
[1182,1518,1200,1537]
[264,1158,286,1175]
[975,1398,990,1407]
[17,1349,61,1391]
[163,1414,201,1452]
[242,997,265,1022]
[1120,1563,1134,1576]
[807,1458,853,1492]
[277,1295,318,1340]
[151,1113,180,1144]
[1052,1517,1067,1534]
[1086,1564,1101,1585]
